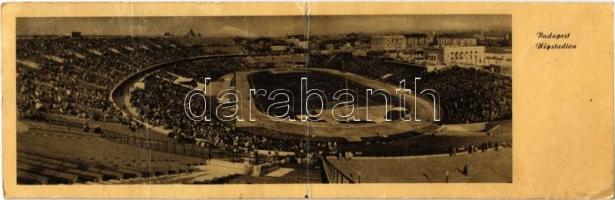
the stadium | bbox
[16,21,512,184]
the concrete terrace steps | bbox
[20,151,126,180]
[326,148,513,183]
[17,150,136,182]
[18,162,80,184]
[206,159,246,171]
[17,149,206,184]
[94,162,244,184]
[25,116,172,142]
[17,141,204,184]
[20,127,204,161]
[17,170,49,184]
[26,123,101,138]
[95,169,216,184]
[18,157,104,182]
[17,119,209,184]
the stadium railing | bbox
[321,157,356,184]
[33,115,254,162]
[99,131,263,163]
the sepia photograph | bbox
[15,15,512,185]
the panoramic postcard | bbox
[15,15,512,184]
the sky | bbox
[17,15,511,37]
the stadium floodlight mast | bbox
[183,76,440,122]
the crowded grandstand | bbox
[17,32,512,184]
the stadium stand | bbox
[18,121,204,184]
[17,36,203,123]
[308,54,512,124]
[324,148,512,183]
[16,35,512,184]
[16,36,207,184]
[128,59,338,162]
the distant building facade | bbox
[286,35,308,49]
[484,51,512,76]
[424,46,486,66]
[484,53,511,68]
[435,33,478,47]
[370,35,407,51]
[404,33,430,47]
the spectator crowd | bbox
[17,36,202,122]
[309,53,512,124]
[130,58,339,161]
[17,36,511,164]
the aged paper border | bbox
[2,2,613,198]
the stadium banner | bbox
[1,2,613,199]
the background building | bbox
[404,33,430,47]
[424,46,486,66]
[435,33,477,47]
[370,35,407,51]
[484,48,512,76]
[285,35,308,49]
